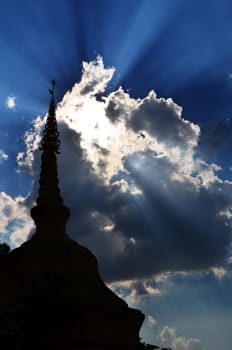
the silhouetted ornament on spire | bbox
[39,80,60,154]
[31,80,70,230]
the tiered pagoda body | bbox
[0,82,144,350]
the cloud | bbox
[0,150,8,162]
[0,192,34,246]
[7,56,232,284]
[16,116,44,175]
[6,94,16,109]
[159,326,205,350]
[79,55,115,96]
[108,278,161,306]
[105,88,199,148]
[211,266,227,279]
[147,315,158,327]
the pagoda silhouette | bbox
[0,81,145,350]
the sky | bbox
[0,0,232,349]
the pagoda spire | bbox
[31,80,70,233]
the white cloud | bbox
[211,267,227,279]
[6,94,16,109]
[159,326,205,350]
[79,55,115,96]
[0,192,34,247]
[108,278,161,307]
[147,315,158,327]
[0,149,8,162]
[16,116,44,175]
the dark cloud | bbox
[100,154,230,281]
[104,88,131,123]
[32,122,230,282]
[128,92,198,147]
[105,88,199,148]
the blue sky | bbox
[0,1,232,349]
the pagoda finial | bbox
[49,79,56,95]
[40,79,60,154]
